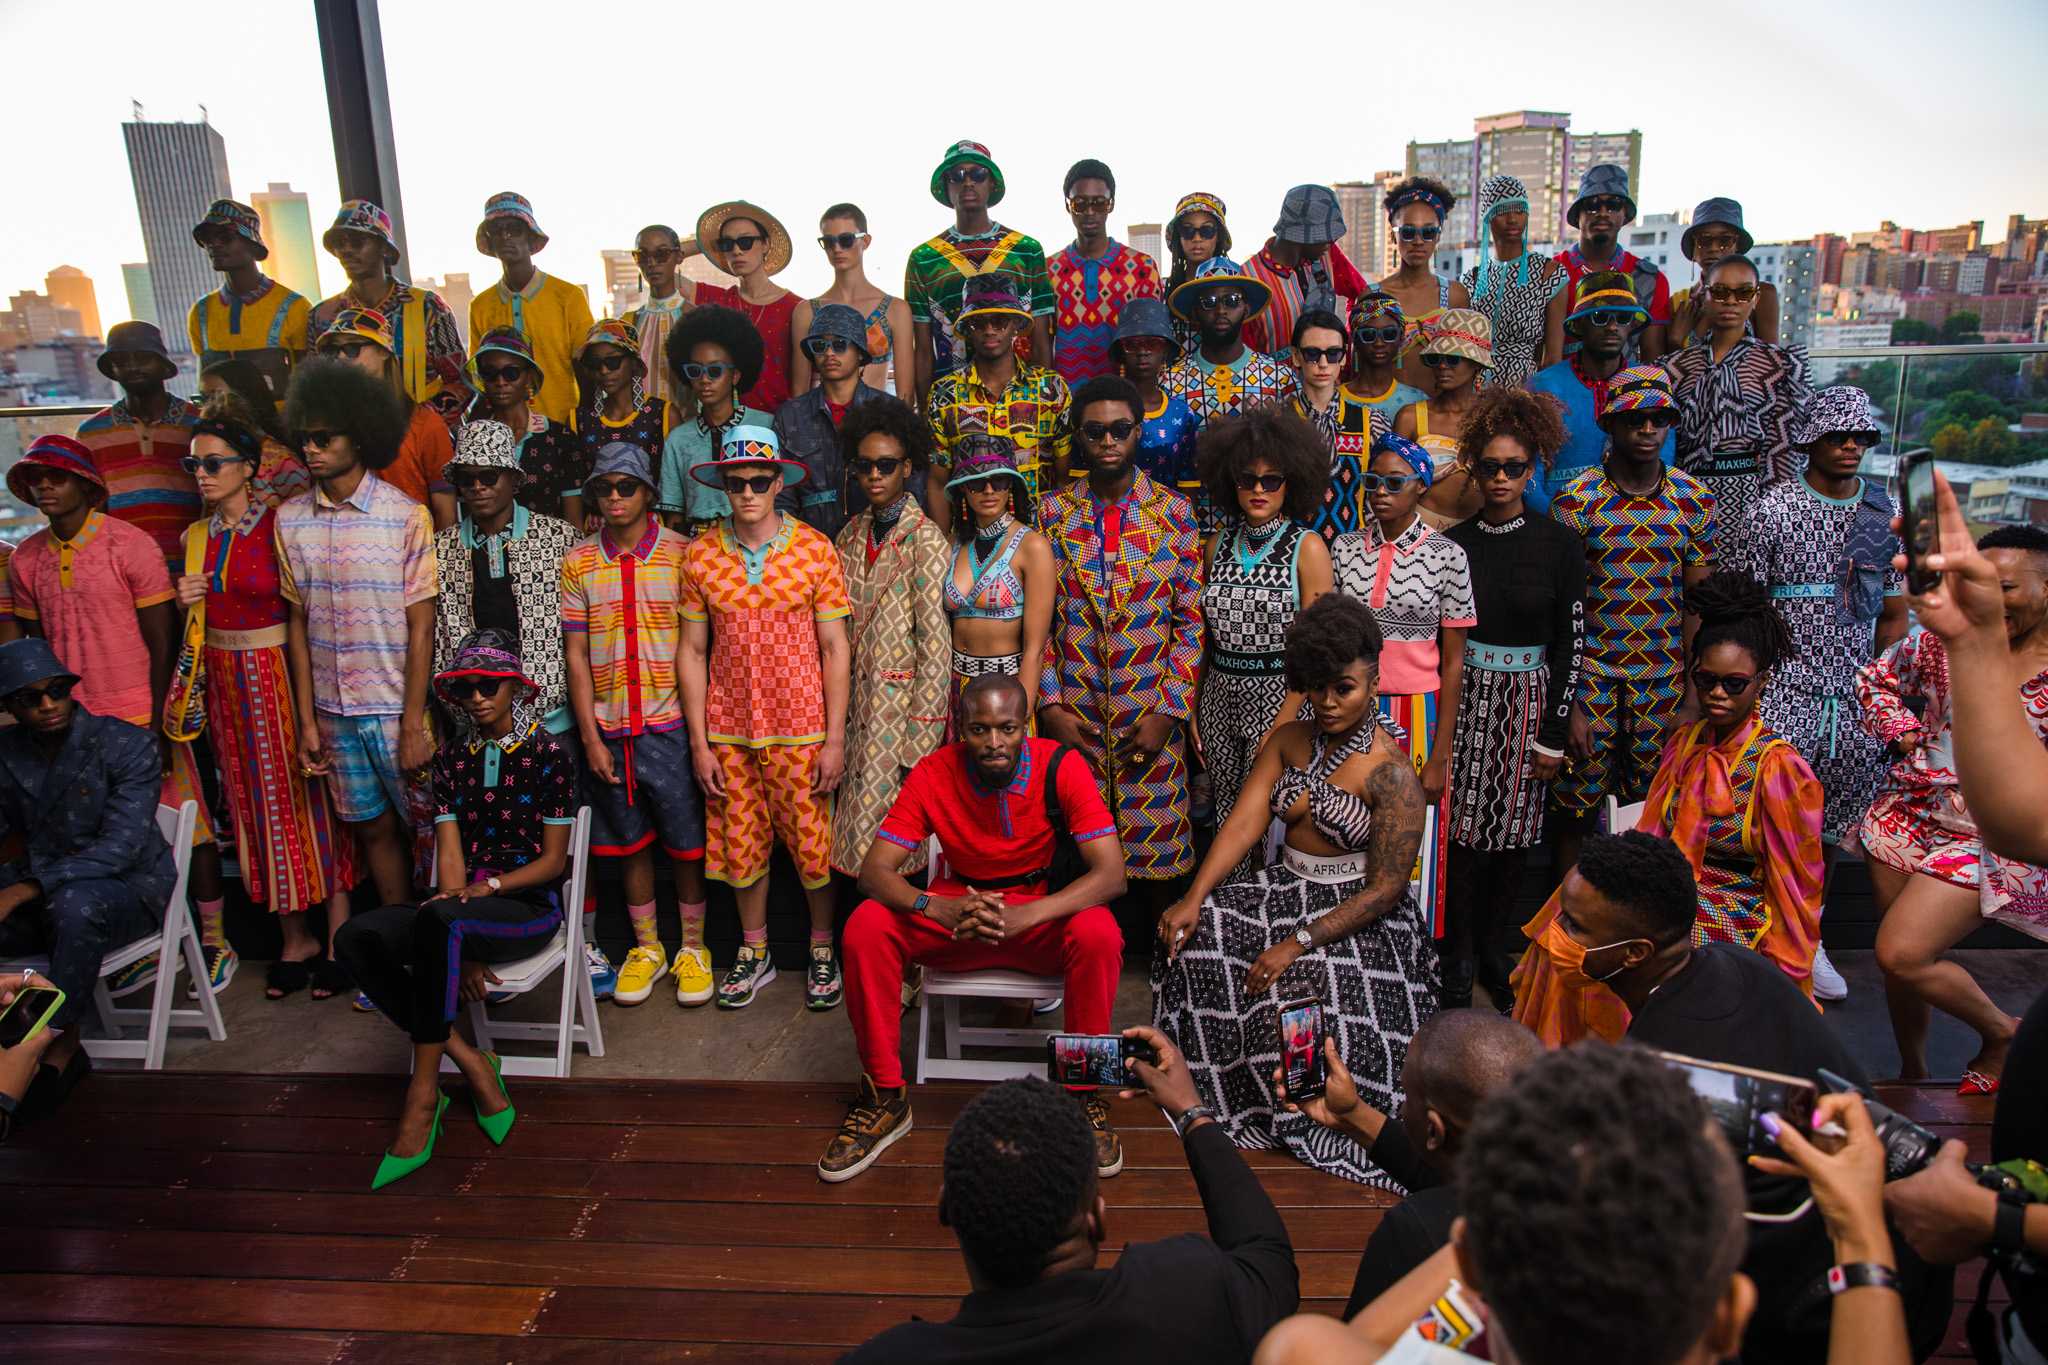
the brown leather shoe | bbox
[1081,1091,1123,1178]
[817,1075,912,1183]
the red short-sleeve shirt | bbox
[876,738,1115,884]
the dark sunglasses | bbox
[1235,472,1285,493]
[803,336,856,357]
[964,314,1018,333]
[1475,459,1532,480]
[1818,431,1879,449]
[1359,472,1419,493]
[1396,224,1441,242]
[181,453,251,476]
[945,167,991,186]
[1420,354,1468,370]
[681,362,737,381]
[723,473,778,495]
[1706,284,1760,303]
[479,363,529,384]
[1578,308,1638,329]
[716,234,763,255]
[443,677,507,701]
[818,232,862,250]
[195,227,240,248]
[588,477,645,500]
[5,679,74,708]
[958,476,1009,496]
[1690,668,1756,697]
[633,246,679,264]
[1580,195,1631,216]
[483,221,531,241]
[1352,323,1402,345]
[451,467,511,490]
[584,352,630,372]
[1612,410,1678,431]
[1178,222,1219,241]
[850,457,904,478]
[1067,196,1113,213]
[1296,345,1347,365]
[323,340,376,360]
[1080,419,1137,444]
[299,428,343,448]
[1197,290,1245,312]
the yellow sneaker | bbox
[673,944,715,1007]
[613,943,668,1006]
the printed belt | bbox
[1701,450,1761,476]
[1770,583,1836,600]
[1464,641,1547,673]
[1213,649,1289,676]
[1282,845,1368,885]
[205,624,288,650]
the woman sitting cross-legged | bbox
[1153,592,1437,1187]
[332,629,577,1189]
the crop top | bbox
[1269,720,1385,852]
[945,523,1027,622]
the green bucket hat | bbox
[930,140,1006,208]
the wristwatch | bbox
[913,893,931,918]
[486,876,502,894]
[1826,1262,1901,1295]
[1167,1103,1217,1138]
[1293,926,1314,951]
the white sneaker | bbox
[1811,945,1848,1001]
[1031,995,1064,1016]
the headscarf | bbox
[1372,431,1434,487]
[1473,175,1534,298]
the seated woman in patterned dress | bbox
[1154,593,1436,1188]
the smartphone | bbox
[1659,1052,1817,1158]
[1898,448,1940,595]
[1277,998,1328,1102]
[1045,1033,1157,1087]
[0,984,64,1049]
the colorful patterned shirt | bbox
[559,520,690,738]
[274,472,438,716]
[1293,388,1394,543]
[1331,516,1478,696]
[1242,239,1370,356]
[876,739,1116,885]
[1739,478,1904,699]
[187,278,311,399]
[622,293,692,408]
[658,404,768,522]
[73,395,202,568]
[926,363,1072,504]
[1161,345,1300,528]
[431,722,577,895]
[468,272,596,426]
[309,282,465,402]
[1047,240,1161,384]
[679,517,851,747]
[501,413,586,523]
[1135,390,1202,501]
[1663,337,1814,486]
[1550,463,1717,681]
[903,224,1052,379]
[1527,357,1676,487]
[9,511,174,726]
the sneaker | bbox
[715,943,777,1009]
[351,990,376,1012]
[105,954,159,998]
[1031,995,1064,1016]
[806,943,844,1012]
[613,944,668,1006]
[1811,945,1849,1002]
[584,943,617,1002]
[186,945,238,999]
[900,964,925,1012]
[1081,1091,1123,1178]
[817,1074,912,1183]
[672,944,715,1007]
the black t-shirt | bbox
[1993,985,2048,1343]
[469,545,520,641]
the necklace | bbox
[1478,515,1526,535]
[972,513,1014,566]
[1234,517,1289,578]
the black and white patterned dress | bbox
[1153,721,1439,1189]
[1459,255,1564,392]
[1199,518,1309,828]
[1663,336,1813,570]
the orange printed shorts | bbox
[706,743,834,890]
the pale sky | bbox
[7,0,2048,328]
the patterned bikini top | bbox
[1269,720,1384,851]
[945,524,1027,621]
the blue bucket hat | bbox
[1275,185,1346,246]
[806,303,873,365]
[1567,164,1637,227]
[1682,198,1754,260]
[0,638,79,699]
[1110,297,1181,359]
[586,442,655,494]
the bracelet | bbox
[1826,1262,1900,1295]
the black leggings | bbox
[1442,844,1531,999]
[334,896,561,1044]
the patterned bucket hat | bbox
[323,199,400,263]
[697,201,793,278]
[690,424,809,490]
[193,199,268,259]
[1419,308,1493,368]
[930,140,1006,207]
[1565,271,1649,330]
[7,433,107,504]
[1597,365,1679,423]
[577,318,646,374]
[957,273,1033,325]
[944,434,1028,492]
[1168,192,1231,258]
[1275,184,1346,246]
[1791,387,1881,449]
[1567,164,1637,227]
[316,306,395,354]
[1682,198,1754,260]
[1111,297,1181,358]
[467,327,546,398]
[806,303,873,364]
[433,629,539,704]
[1168,256,1272,323]
[448,418,524,476]
[475,191,549,255]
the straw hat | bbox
[697,201,793,277]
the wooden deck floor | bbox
[0,1074,1995,1361]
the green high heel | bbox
[475,1051,516,1146]
[372,1092,450,1190]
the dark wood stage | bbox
[0,1074,1997,1361]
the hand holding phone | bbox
[1046,1032,1158,1088]
[1898,449,1940,596]
[0,979,63,1051]
[1277,999,1329,1103]
[1659,1051,1818,1158]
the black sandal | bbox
[309,958,353,1000]
[266,959,312,1000]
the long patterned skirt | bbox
[1153,851,1439,1188]
[1379,692,1448,934]
[1199,661,1292,831]
[1448,661,1550,851]
[203,643,356,913]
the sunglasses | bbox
[323,339,377,360]
[484,221,531,241]
[1360,472,1419,493]
[584,352,630,373]
[803,336,856,357]
[1612,409,1678,431]
[1475,458,1532,480]
[299,429,343,448]
[964,314,1019,333]
[1580,195,1630,216]
[1178,222,1219,241]
[1352,323,1403,345]
[818,232,863,250]
[958,476,1010,496]
[181,453,251,476]
[1690,668,1756,697]
[1396,224,1441,242]
[1080,419,1137,444]
[1296,345,1347,365]
[1197,290,1245,312]
[1578,308,1639,329]
[588,477,645,500]
[723,473,778,495]
[479,363,529,384]
[451,467,510,490]
[1420,354,1468,370]
[715,234,763,255]
[681,362,737,381]
[1067,196,1113,213]
[1689,233,1742,256]
[633,246,679,264]
[443,677,508,702]
[1707,284,1760,303]
[1818,431,1879,449]
[945,167,991,186]
[4,679,74,708]
[850,457,904,478]
[1118,338,1169,357]
[1235,472,1286,493]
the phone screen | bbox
[1668,1057,1817,1157]
[1901,453,1940,594]
[1277,1000,1327,1102]
[0,985,60,1049]
[1046,1034,1126,1088]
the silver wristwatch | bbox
[1167,1103,1217,1138]
[1293,926,1313,951]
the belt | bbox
[205,624,288,650]
[1465,640,1547,673]
[1771,583,1836,600]
[1702,450,1760,476]
[1282,845,1368,884]
[1212,649,1289,676]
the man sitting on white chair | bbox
[0,638,175,1118]
[820,674,1128,1184]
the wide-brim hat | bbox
[433,635,540,705]
[324,199,401,264]
[476,191,549,255]
[697,201,793,277]
[0,638,80,699]
[316,306,395,355]
[7,433,107,505]
[957,274,1033,325]
[1110,297,1180,357]
[193,199,268,259]
[448,418,525,475]
[930,140,1006,208]
[467,327,546,398]
[1419,308,1493,368]
[1567,164,1637,227]
[806,302,873,364]
[1598,365,1678,423]
[944,434,1028,492]
[688,424,809,490]
[577,318,646,375]
[97,321,177,381]
[1167,256,1271,323]
[1791,387,1881,449]
[1564,272,1649,331]
[1682,197,1754,260]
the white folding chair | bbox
[915,968,1066,1083]
[438,806,604,1079]
[1412,805,1439,930]
[1,801,225,1070]
[1604,795,1648,834]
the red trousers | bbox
[844,879,1123,1089]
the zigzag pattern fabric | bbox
[1049,241,1162,384]
[1549,464,1717,681]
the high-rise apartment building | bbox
[121,264,156,328]
[1127,222,1165,269]
[1626,211,1691,287]
[2001,214,2048,268]
[251,183,321,301]
[123,115,233,346]
[1331,172,1406,281]
[1407,111,1641,250]
[45,266,102,339]
[1750,242,1817,350]
[602,249,644,317]
[2,292,84,347]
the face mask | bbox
[1538,918,1643,985]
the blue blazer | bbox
[0,709,176,909]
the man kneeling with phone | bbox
[821,674,1129,1182]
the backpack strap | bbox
[1044,742,1076,835]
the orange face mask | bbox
[1538,917,1643,986]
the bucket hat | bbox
[1597,365,1679,423]
[0,638,79,699]
[448,419,525,476]
[7,433,106,505]
[433,629,539,705]
[323,200,401,264]
[689,425,809,491]
[1681,198,1755,260]
[193,199,267,258]
[1565,271,1649,331]
[1275,185,1346,247]
[1168,192,1232,259]
[1168,256,1272,323]
[1567,164,1637,227]
[944,434,1028,492]
[467,327,545,398]
[475,192,548,255]
[1419,308,1493,369]
[930,140,1006,207]
[586,442,657,495]
[316,306,395,355]
[805,303,873,364]
[1791,387,1882,449]
[96,321,178,381]
[698,201,793,277]
[1110,298,1180,358]
[577,318,646,375]
[957,274,1034,326]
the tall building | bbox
[123,115,233,346]
[1811,233,1847,287]
[1407,111,1642,250]
[121,263,157,328]
[1331,173,1405,282]
[44,265,102,339]
[1626,211,1691,287]
[2001,214,2048,268]
[251,182,320,301]
[1920,221,1984,255]
[2,291,83,346]
[1127,222,1164,268]
[601,248,644,317]
[1750,243,1817,350]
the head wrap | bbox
[1385,183,1450,222]
[1473,175,1534,298]
[191,416,266,463]
[1372,431,1434,487]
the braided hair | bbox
[1687,570,1795,674]
[938,1079,1096,1289]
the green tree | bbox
[1940,311,1983,342]
[1930,425,1969,462]
[1966,416,2015,464]
[1891,318,1939,345]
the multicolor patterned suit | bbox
[1038,471,1204,878]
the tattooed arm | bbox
[1307,756,1427,943]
